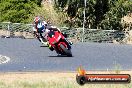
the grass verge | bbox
[0,71,131,88]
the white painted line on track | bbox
[0,55,10,64]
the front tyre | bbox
[60,44,72,57]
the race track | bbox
[0,38,132,72]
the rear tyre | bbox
[60,44,72,57]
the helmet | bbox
[34,16,40,24]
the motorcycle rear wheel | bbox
[60,44,72,57]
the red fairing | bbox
[47,30,72,57]
[48,32,61,44]
[48,31,67,52]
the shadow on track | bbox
[40,45,48,47]
[48,55,73,57]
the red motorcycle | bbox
[47,30,72,57]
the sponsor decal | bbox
[76,66,131,85]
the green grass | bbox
[0,80,131,88]
[0,72,131,88]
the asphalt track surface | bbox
[0,38,132,72]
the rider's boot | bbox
[69,41,73,45]
[48,43,54,51]
[39,38,46,45]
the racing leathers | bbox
[33,21,47,45]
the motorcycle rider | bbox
[33,16,61,45]
[32,16,47,45]
[45,24,72,49]
[33,16,72,51]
